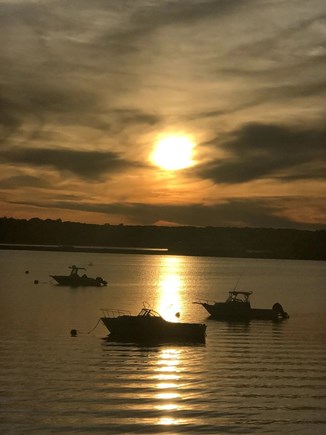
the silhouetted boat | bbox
[101,305,206,343]
[50,265,107,287]
[194,291,289,321]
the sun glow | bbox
[151,135,195,170]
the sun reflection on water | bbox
[154,348,183,425]
[150,257,192,427]
[157,404,178,411]
[156,256,185,322]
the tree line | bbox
[0,217,325,260]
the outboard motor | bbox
[272,302,289,319]
[96,276,107,286]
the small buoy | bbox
[70,329,78,337]
[34,280,39,284]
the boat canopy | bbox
[227,291,252,303]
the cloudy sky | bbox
[1,0,325,229]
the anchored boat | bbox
[101,305,206,343]
[50,265,107,287]
[194,291,289,322]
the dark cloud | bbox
[8,197,325,230]
[0,84,104,146]
[197,123,326,184]
[0,94,23,143]
[0,80,161,146]
[255,81,326,106]
[0,1,162,145]
[0,147,144,180]
[106,109,159,127]
[227,12,326,66]
[6,85,159,128]
[0,174,50,189]
[109,0,250,38]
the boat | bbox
[100,305,207,343]
[194,291,289,321]
[50,265,107,287]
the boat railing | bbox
[101,308,131,318]
[193,298,217,305]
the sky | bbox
[1,0,325,229]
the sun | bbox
[151,135,195,170]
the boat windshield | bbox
[69,265,86,276]
[226,291,252,303]
[138,308,161,317]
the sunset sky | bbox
[1,0,325,229]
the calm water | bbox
[0,250,325,434]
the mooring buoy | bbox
[70,329,78,337]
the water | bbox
[0,250,325,434]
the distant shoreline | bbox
[1,243,324,261]
[1,217,325,261]
[0,243,169,256]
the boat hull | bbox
[101,316,206,343]
[201,302,289,322]
[202,302,251,321]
